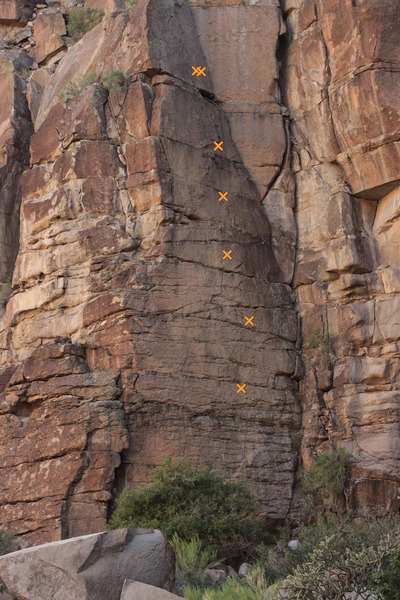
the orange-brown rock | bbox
[0,341,128,544]
[281,0,400,518]
[0,0,301,543]
[0,0,399,545]
[0,0,34,25]
[33,11,66,64]
[0,54,32,286]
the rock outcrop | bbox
[281,0,400,516]
[0,0,399,544]
[0,49,33,287]
[0,0,301,542]
[0,342,128,542]
[121,580,181,600]
[0,528,175,600]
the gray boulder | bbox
[0,528,175,600]
[120,580,181,600]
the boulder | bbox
[33,12,66,64]
[0,0,34,25]
[120,580,181,600]
[0,529,175,600]
[238,562,250,577]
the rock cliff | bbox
[0,0,399,544]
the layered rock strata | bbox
[281,0,400,514]
[0,0,399,544]
[0,0,301,543]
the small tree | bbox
[108,458,265,552]
[369,547,400,600]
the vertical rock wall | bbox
[281,0,400,515]
[0,50,33,288]
[0,0,301,543]
[0,0,399,543]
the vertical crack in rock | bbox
[0,51,33,290]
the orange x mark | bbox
[213,141,223,152]
[192,66,206,77]
[237,384,247,394]
[218,192,228,202]
[245,316,254,326]
[223,250,232,260]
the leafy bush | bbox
[369,547,400,600]
[256,515,400,599]
[58,72,97,103]
[303,447,350,509]
[280,532,400,600]
[67,7,104,39]
[108,458,265,552]
[183,514,400,600]
[125,0,138,5]
[102,70,131,92]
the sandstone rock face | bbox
[0,0,399,544]
[0,0,301,542]
[0,528,175,600]
[0,1,34,25]
[33,11,66,64]
[281,0,400,516]
[0,341,128,544]
[0,52,32,287]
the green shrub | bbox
[58,72,97,103]
[186,515,400,600]
[172,534,217,572]
[369,547,400,600]
[257,515,400,597]
[102,70,131,92]
[171,534,218,596]
[185,565,275,600]
[309,327,330,364]
[303,447,350,509]
[281,532,400,600]
[108,458,265,552]
[125,0,138,5]
[67,7,104,39]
